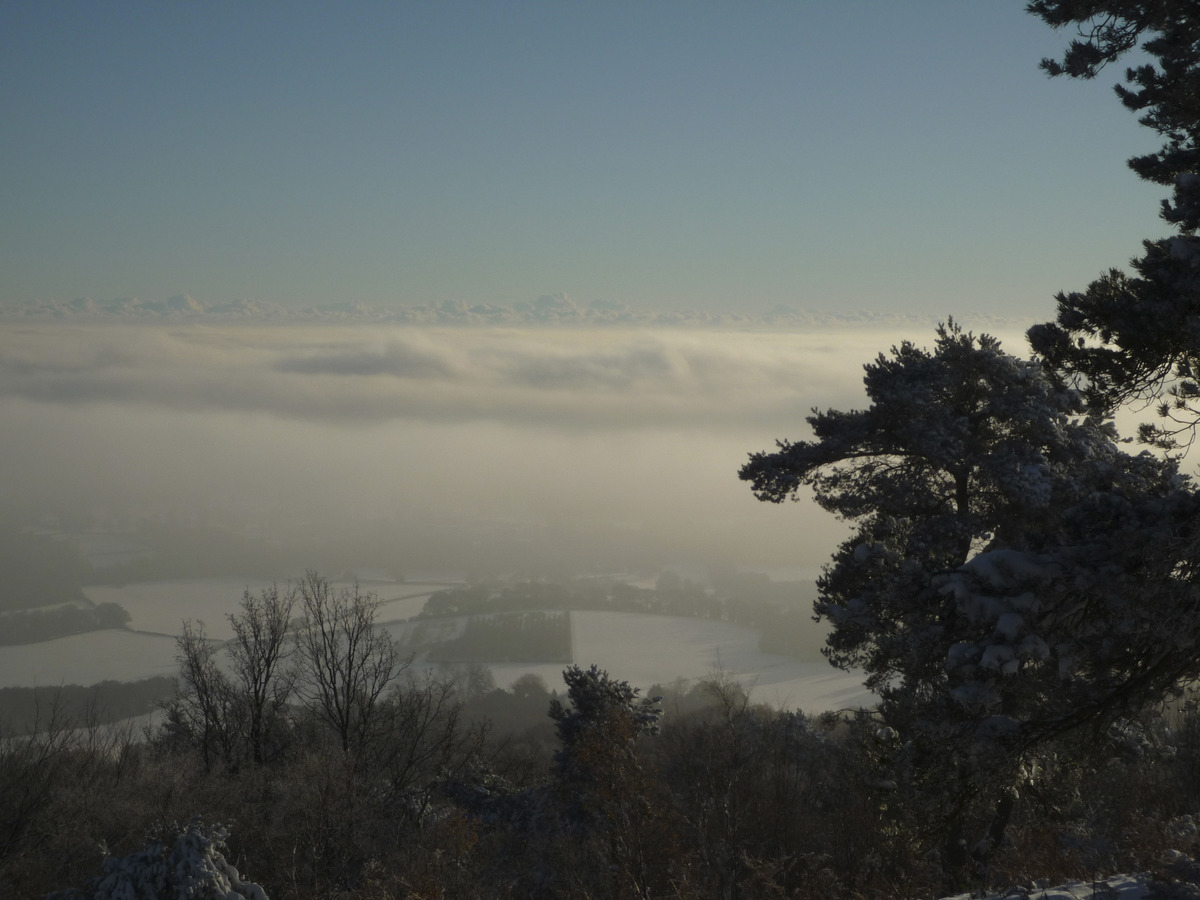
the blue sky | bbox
[0,1,1166,318]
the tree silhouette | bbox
[296,571,406,755]
[742,323,1198,873]
[1027,2,1200,446]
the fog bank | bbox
[1,321,1034,573]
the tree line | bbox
[0,528,92,613]
[406,610,572,664]
[0,677,175,736]
[0,602,129,646]
[7,657,1200,898]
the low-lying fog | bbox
[1,319,1034,574]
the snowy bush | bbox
[50,818,267,900]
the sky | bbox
[0,1,1169,319]
[0,3,1176,580]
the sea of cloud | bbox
[0,317,1037,572]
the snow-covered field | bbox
[382,609,873,710]
[0,629,178,686]
[13,582,872,711]
[82,577,449,640]
[83,577,282,639]
[567,610,870,709]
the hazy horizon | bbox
[2,317,1040,575]
[1,2,1166,572]
[0,1,1171,702]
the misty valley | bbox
[0,517,866,734]
[9,0,1200,889]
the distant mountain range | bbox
[0,293,1028,331]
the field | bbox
[0,577,873,711]
[381,609,870,709]
[82,577,453,640]
[570,610,868,708]
[0,629,178,686]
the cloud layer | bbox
[0,323,946,430]
[0,320,1036,571]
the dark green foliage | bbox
[422,581,573,617]
[10,657,1200,898]
[447,665,679,899]
[741,323,1184,695]
[1030,1,1200,201]
[547,666,666,882]
[21,665,1200,899]
[462,673,557,750]
[550,664,661,778]
[420,578,671,619]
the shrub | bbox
[51,818,267,900]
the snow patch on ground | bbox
[942,873,1150,899]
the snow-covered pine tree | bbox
[1026,2,1200,447]
[549,663,661,827]
[51,819,267,900]
[742,323,1200,869]
[548,665,668,897]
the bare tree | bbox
[296,571,406,754]
[227,584,296,765]
[375,672,486,824]
[0,693,72,865]
[172,620,237,771]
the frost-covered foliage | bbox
[743,321,1116,558]
[53,818,267,900]
[448,665,662,832]
[934,494,1200,759]
[931,441,1200,745]
[551,664,661,762]
[1026,3,1200,444]
[444,665,673,897]
[549,664,661,825]
[741,323,1200,800]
